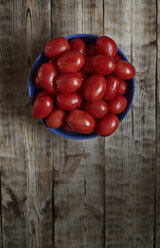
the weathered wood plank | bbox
[82,2,104,247]
[156,0,160,247]
[104,0,156,247]
[52,0,104,247]
[0,1,28,245]
[0,177,2,248]
[0,0,53,247]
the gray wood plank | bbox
[156,0,160,247]
[104,0,157,247]
[52,0,105,247]
[0,177,2,248]
[0,0,53,247]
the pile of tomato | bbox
[32,36,135,137]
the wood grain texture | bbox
[0,0,158,247]
[0,176,2,248]
[104,0,157,247]
[156,0,160,246]
[0,0,53,247]
[52,0,104,247]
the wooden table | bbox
[0,0,159,247]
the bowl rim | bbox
[28,33,135,140]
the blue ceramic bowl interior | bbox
[28,34,135,140]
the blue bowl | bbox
[28,34,135,140]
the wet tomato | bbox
[48,58,59,71]
[83,74,106,102]
[83,56,95,74]
[114,61,135,80]
[57,92,82,110]
[85,99,108,119]
[97,114,119,137]
[91,55,116,75]
[35,90,55,101]
[62,121,74,132]
[103,75,120,100]
[57,51,85,73]
[118,80,128,95]
[34,74,42,89]
[70,38,87,56]
[56,72,82,93]
[96,36,117,57]
[46,109,67,129]
[76,70,88,83]
[35,90,48,98]
[36,63,58,93]
[44,37,70,59]
[114,54,122,63]
[108,95,127,114]
[77,98,85,110]
[32,96,53,119]
[67,109,95,134]
[76,70,88,94]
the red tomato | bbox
[70,38,87,56]
[96,36,117,57]
[76,70,88,94]
[46,109,66,129]
[114,54,122,63]
[57,51,85,73]
[91,124,98,134]
[35,90,55,101]
[114,61,135,80]
[77,99,85,110]
[62,121,74,132]
[34,74,42,88]
[36,63,58,93]
[76,70,88,83]
[91,55,116,75]
[83,74,106,102]
[44,37,70,59]
[35,90,48,98]
[49,58,59,70]
[87,43,97,56]
[67,109,95,134]
[56,72,82,93]
[108,95,127,114]
[103,75,120,100]
[52,81,59,96]
[85,99,108,119]
[32,96,53,119]
[57,92,82,110]
[83,56,95,74]
[97,114,119,137]
[118,80,128,95]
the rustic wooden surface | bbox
[0,0,159,248]
[156,0,160,247]
[52,1,105,248]
[104,1,157,247]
